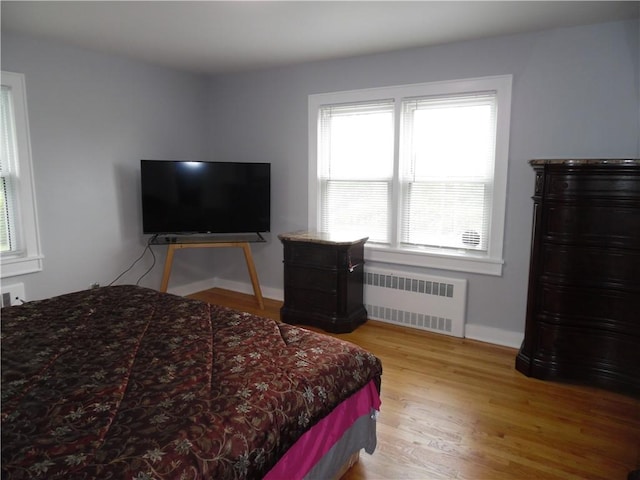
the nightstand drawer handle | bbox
[348,262,361,273]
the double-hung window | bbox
[1,71,42,278]
[309,75,512,275]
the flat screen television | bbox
[140,160,270,235]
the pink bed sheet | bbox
[265,379,381,480]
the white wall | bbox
[206,19,639,342]
[1,32,212,300]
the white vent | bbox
[364,267,467,337]
[1,282,26,307]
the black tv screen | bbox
[140,160,270,235]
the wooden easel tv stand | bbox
[151,234,265,309]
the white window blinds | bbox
[400,92,497,252]
[0,85,19,255]
[318,101,394,243]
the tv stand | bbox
[151,234,265,309]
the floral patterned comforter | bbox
[1,285,382,479]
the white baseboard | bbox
[169,278,284,303]
[464,323,523,349]
[167,278,218,297]
[214,278,284,302]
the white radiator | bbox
[363,267,467,337]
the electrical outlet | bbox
[2,292,11,307]
[90,282,100,289]
[0,282,26,307]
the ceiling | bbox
[2,1,639,75]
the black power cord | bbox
[108,235,157,287]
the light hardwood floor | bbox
[188,288,640,480]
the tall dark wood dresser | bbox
[278,231,368,333]
[516,159,640,396]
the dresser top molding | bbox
[278,230,369,246]
[529,158,640,166]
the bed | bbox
[1,285,382,479]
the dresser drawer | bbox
[541,244,640,287]
[284,287,338,315]
[284,265,338,292]
[545,171,640,199]
[536,321,640,379]
[284,242,339,268]
[283,240,364,270]
[539,284,640,334]
[544,205,640,247]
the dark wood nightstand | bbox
[278,231,368,333]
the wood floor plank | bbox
[189,288,640,480]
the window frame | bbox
[308,75,512,276]
[1,71,43,278]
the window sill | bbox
[1,254,44,278]
[365,244,503,276]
